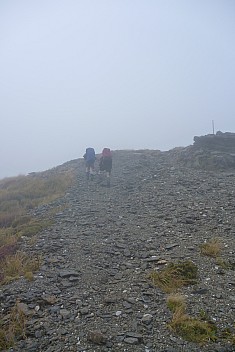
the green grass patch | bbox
[169,309,217,343]
[150,260,198,293]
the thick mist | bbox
[1,0,235,178]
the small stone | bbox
[60,309,70,319]
[104,296,118,304]
[35,305,40,312]
[80,307,89,315]
[41,295,57,305]
[165,243,179,250]
[124,337,139,345]
[142,313,153,324]
[146,256,161,262]
[125,332,143,340]
[123,301,132,309]
[35,330,43,338]
[192,288,208,295]
[114,273,123,280]
[115,310,122,316]
[87,330,107,344]
[156,259,167,265]
[59,270,79,278]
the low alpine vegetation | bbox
[166,293,186,313]
[150,260,198,293]
[150,260,217,344]
[216,257,235,270]
[0,251,41,284]
[200,238,222,258]
[0,170,75,285]
[169,308,217,344]
[166,294,217,344]
[0,171,75,229]
[0,301,27,350]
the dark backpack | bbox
[85,148,96,162]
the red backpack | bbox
[102,148,112,158]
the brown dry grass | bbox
[0,301,27,350]
[167,293,186,313]
[0,169,75,286]
[0,171,75,229]
[1,251,41,284]
[200,238,222,258]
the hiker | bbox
[83,147,96,180]
[99,148,112,187]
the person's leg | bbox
[89,162,95,180]
[86,163,90,180]
[106,171,111,187]
[106,159,112,187]
[86,168,89,180]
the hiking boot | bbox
[86,172,90,180]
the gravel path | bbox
[1,150,235,352]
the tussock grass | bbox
[0,251,41,284]
[150,260,198,293]
[216,257,235,270]
[166,295,217,344]
[169,308,217,343]
[11,216,31,228]
[0,171,75,228]
[24,271,34,281]
[16,219,52,237]
[0,301,27,350]
[200,238,222,258]
[167,294,186,313]
[0,233,18,247]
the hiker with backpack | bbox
[83,147,96,180]
[99,148,112,187]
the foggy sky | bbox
[1,0,235,178]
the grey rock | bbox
[87,330,107,344]
[59,270,80,278]
[124,337,139,344]
[165,243,179,250]
[80,307,89,315]
[59,309,71,319]
[142,313,153,324]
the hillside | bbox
[0,146,235,351]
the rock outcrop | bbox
[194,131,235,153]
[168,131,235,170]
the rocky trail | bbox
[1,150,235,352]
